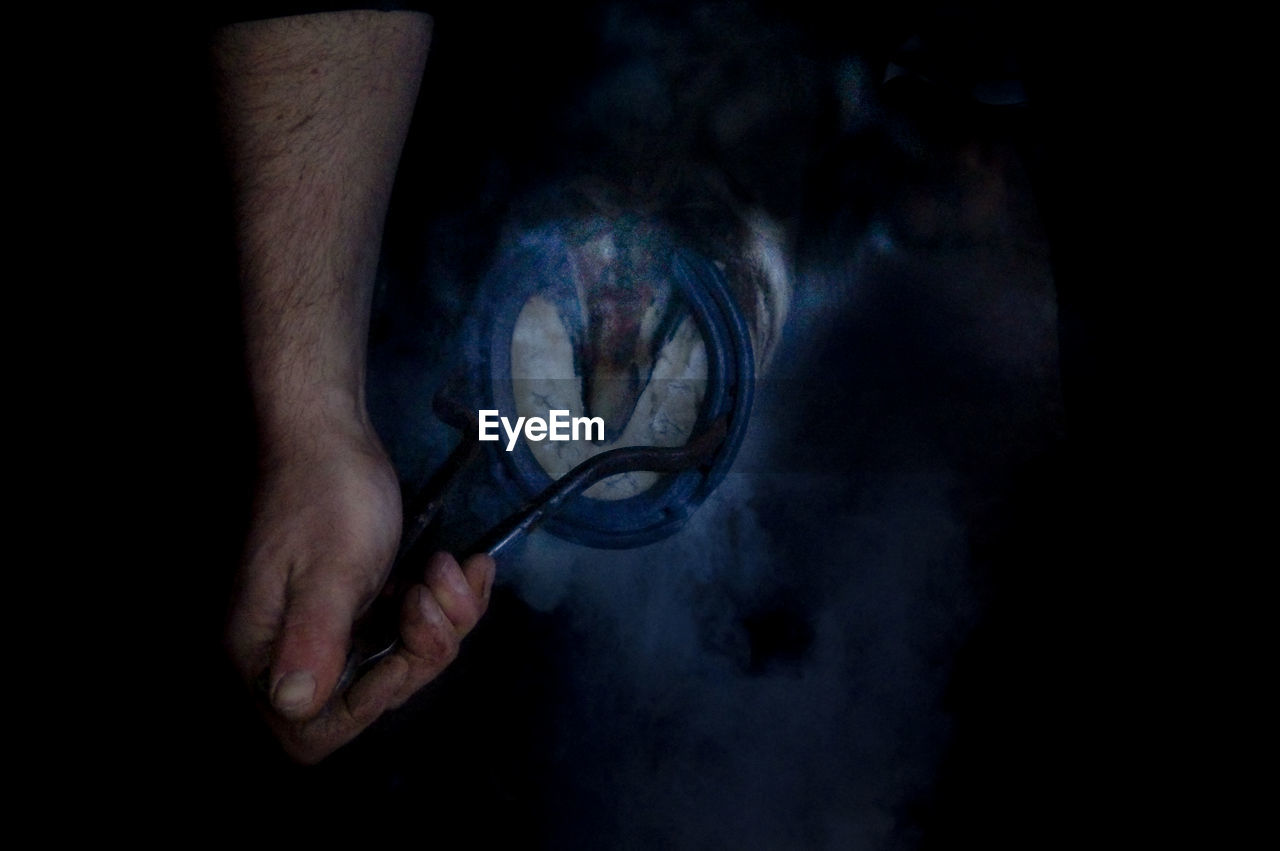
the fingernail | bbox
[272,671,315,712]
[445,567,472,599]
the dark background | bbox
[66,0,1193,843]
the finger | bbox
[269,653,410,765]
[399,582,462,674]
[461,553,497,610]
[423,551,493,633]
[276,588,477,763]
[268,574,364,721]
[381,582,461,708]
[345,653,410,720]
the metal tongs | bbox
[336,391,729,693]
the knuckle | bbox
[347,697,381,727]
[408,622,459,667]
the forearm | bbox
[211,13,496,762]
[212,10,431,451]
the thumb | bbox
[268,575,364,721]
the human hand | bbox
[227,421,495,763]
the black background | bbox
[57,0,1200,842]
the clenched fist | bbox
[228,420,494,763]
